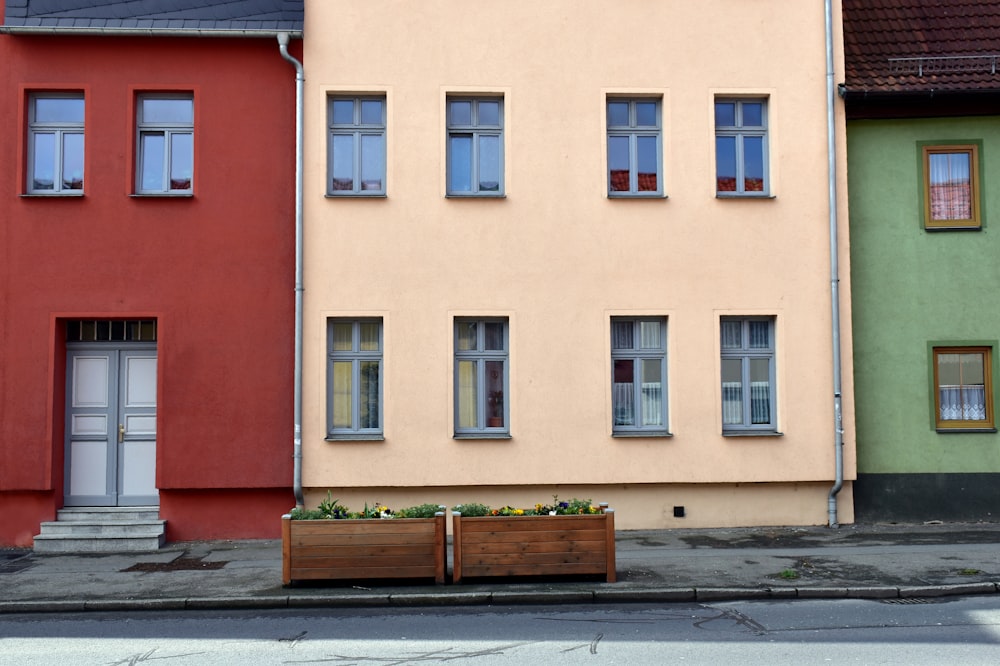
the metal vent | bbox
[881,597,937,605]
[66,320,157,343]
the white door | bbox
[65,345,158,506]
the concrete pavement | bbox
[3,522,1000,613]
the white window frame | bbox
[454,318,509,436]
[721,317,777,433]
[327,318,383,439]
[446,97,504,197]
[715,98,769,197]
[136,94,194,195]
[27,93,85,195]
[611,317,669,436]
[607,98,663,197]
[327,95,387,196]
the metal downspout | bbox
[278,32,305,510]
[824,0,845,527]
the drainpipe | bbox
[277,32,305,510]
[824,0,844,527]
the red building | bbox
[0,1,302,548]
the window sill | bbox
[21,192,84,198]
[608,193,668,200]
[716,193,775,200]
[722,430,784,437]
[935,427,997,434]
[326,434,385,442]
[446,193,506,199]
[612,431,672,438]
[326,193,387,199]
[454,432,512,440]
[130,193,194,198]
[925,225,982,232]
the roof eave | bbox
[0,25,302,38]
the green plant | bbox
[452,496,603,517]
[959,568,981,576]
[289,492,442,520]
[778,569,800,580]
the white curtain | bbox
[939,385,986,421]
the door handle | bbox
[118,423,125,443]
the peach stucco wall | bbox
[300,0,854,527]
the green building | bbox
[843,0,1000,521]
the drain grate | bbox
[122,556,227,573]
[881,597,937,605]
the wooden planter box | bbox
[281,512,447,585]
[452,507,615,583]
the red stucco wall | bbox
[0,33,298,543]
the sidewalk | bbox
[3,522,1000,614]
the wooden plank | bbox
[290,565,438,580]
[292,533,439,547]
[460,529,606,544]
[452,511,464,583]
[292,543,436,558]
[464,551,606,566]
[293,554,439,569]
[460,540,604,555]
[281,516,292,585]
[459,516,607,532]
[459,562,608,577]
[291,520,436,537]
[604,508,616,582]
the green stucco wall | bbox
[848,116,1000,474]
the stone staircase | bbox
[33,507,166,553]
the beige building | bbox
[300,0,855,529]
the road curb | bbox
[2,584,999,614]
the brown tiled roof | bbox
[843,0,1000,93]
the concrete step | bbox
[32,533,165,553]
[37,520,165,537]
[33,506,166,553]
[55,507,161,522]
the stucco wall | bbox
[849,116,1000,475]
[0,34,298,543]
[301,0,854,527]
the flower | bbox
[289,492,443,520]
[453,496,603,517]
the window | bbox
[715,98,768,196]
[922,145,981,229]
[136,95,193,194]
[447,97,503,196]
[328,96,386,195]
[721,317,776,432]
[933,347,994,430]
[327,319,383,438]
[455,318,508,435]
[27,94,84,194]
[607,98,662,196]
[611,318,668,435]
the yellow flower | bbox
[515,508,524,515]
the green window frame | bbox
[327,319,383,439]
[454,318,508,436]
[932,346,994,431]
[922,144,981,229]
[328,95,386,196]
